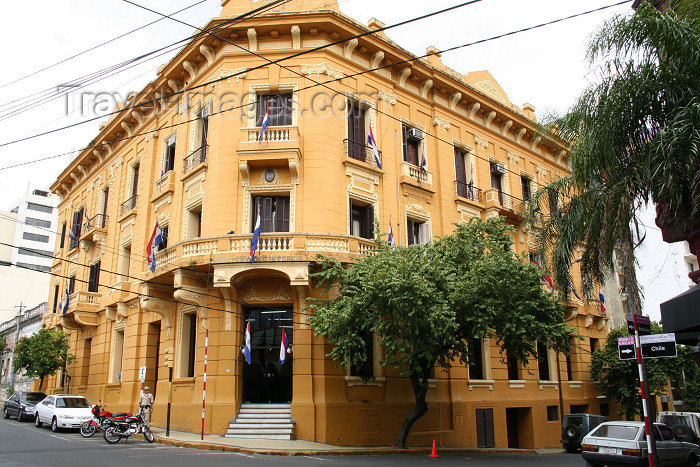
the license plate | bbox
[599,447,617,454]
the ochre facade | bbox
[43,0,614,448]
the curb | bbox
[153,436,541,456]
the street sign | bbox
[627,313,651,336]
[139,366,147,382]
[617,336,636,360]
[640,333,677,359]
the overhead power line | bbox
[0,0,213,92]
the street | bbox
[0,417,590,466]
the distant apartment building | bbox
[9,189,59,273]
[0,189,58,323]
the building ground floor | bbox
[39,263,616,448]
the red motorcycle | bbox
[80,403,130,438]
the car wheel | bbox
[564,424,579,440]
[34,414,42,428]
[51,417,59,432]
[685,453,697,467]
[103,426,121,444]
[565,445,578,453]
[3,408,9,419]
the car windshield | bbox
[591,424,640,440]
[659,415,691,427]
[23,393,45,403]
[56,397,90,408]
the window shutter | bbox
[362,205,374,239]
[274,197,290,232]
[407,220,415,245]
[132,165,139,198]
[402,126,408,162]
[256,95,266,126]
[419,222,431,246]
[259,197,273,233]
[454,148,466,184]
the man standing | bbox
[139,386,154,424]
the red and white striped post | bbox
[634,314,655,467]
[201,328,208,440]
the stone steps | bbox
[225,403,295,440]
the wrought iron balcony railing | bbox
[183,145,208,174]
[344,138,382,168]
[455,180,482,203]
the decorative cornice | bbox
[378,91,396,105]
[474,135,489,149]
[300,62,344,80]
[432,115,450,131]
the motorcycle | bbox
[102,409,154,444]
[80,403,130,438]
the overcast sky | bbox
[0,0,688,321]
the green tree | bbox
[590,323,695,418]
[307,217,576,448]
[0,335,6,352]
[13,328,75,389]
[528,4,700,308]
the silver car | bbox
[582,421,700,466]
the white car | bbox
[34,395,93,432]
[582,420,700,466]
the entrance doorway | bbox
[506,407,534,449]
[243,307,293,403]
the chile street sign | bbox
[640,333,677,359]
[617,336,636,360]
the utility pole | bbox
[8,303,25,390]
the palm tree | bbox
[528,3,700,313]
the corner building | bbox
[44,0,613,448]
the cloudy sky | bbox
[0,0,688,320]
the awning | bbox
[660,286,700,345]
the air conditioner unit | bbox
[407,128,424,140]
[491,163,506,175]
[116,372,121,382]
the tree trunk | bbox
[619,226,643,316]
[392,372,429,448]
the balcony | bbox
[60,291,101,329]
[484,189,525,220]
[152,171,175,203]
[119,195,137,221]
[399,161,433,190]
[238,126,301,163]
[455,181,483,203]
[147,233,380,274]
[183,145,208,176]
[81,214,108,242]
[344,138,382,170]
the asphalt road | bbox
[0,417,590,466]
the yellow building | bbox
[43,0,612,448]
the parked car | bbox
[562,413,607,453]
[3,391,47,421]
[34,394,93,432]
[582,420,700,466]
[657,411,700,444]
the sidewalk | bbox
[149,426,564,456]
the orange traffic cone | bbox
[428,438,439,458]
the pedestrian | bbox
[140,386,154,424]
